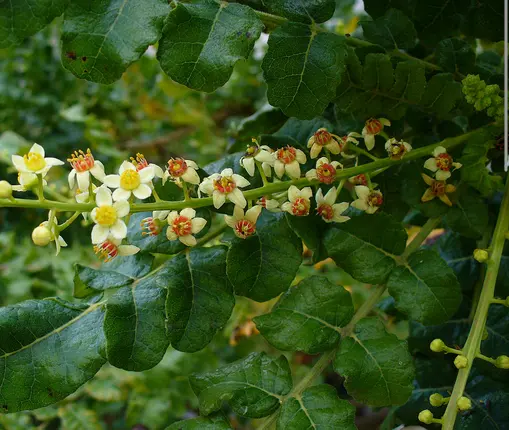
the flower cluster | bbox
[462,74,504,120]
[3,117,453,261]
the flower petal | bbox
[179,234,197,247]
[364,134,375,151]
[305,169,317,180]
[255,150,273,163]
[421,188,436,202]
[182,168,200,185]
[166,229,178,241]
[326,141,340,154]
[103,174,121,188]
[139,165,155,183]
[152,164,164,178]
[227,188,246,208]
[76,171,90,191]
[212,190,226,209]
[113,187,131,202]
[423,158,438,172]
[242,157,256,176]
[30,143,45,157]
[300,187,313,199]
[44,157,64,166]
[355,185,370,200]
[232,174,250,188]
[221,168,234,177]
[433,146,447,156]
[181,207,196,219]
[119,161,136,174]
[435,170,451,181]
[351,199,369,211]
[110,220,127,239]
[96,187,112,206]
[295,149,307,164]
[118,245,140,256]
[310,144,322,159]
[245,205,262,223]
[333,202,349,215]
[68,169,76,189]
[132,183,152,200]
[91,225,109,244]
[285,161,301,179]
[191,217,207,234]
[274,160,285,178]
[281,202,292,213]
[11,155,27,172]
[288,185,299,202]
[224,215,236,228]
[380,118,391,126]
[114,199,130,217]
[315,188,324,205]
[323,187,337,204]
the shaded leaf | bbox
[190,352,292,418]
[254,276,354,354]
[262,0,336,23]
[166,413,231,429]
[58,404,102,430]
[421,73,462,116]
[445,189,489,239]
[436,38,476,74]
[157,1,263,92]
[361,9,417,50]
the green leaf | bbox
[421,73,462,116]
[166,413,231,430]
[324,213,407,285]
[335,52,426,120]
[334,317,414,406]
[61,0,170,84]
[285,212,328,263]
[262,22,346,119]
[387,249,462,325]
[460,130,503,197]
[361,9,417,50]
[277,385,356,429]
[445,189,489,239]
[157,1,263,92]
[436,38,476,74]
[463,0,504,42]
[0,0,69,49]
[104,278,169,371]
[227,211,303,302]
[58,404,102,430]
[413,0,463,44]
[73,253,154,298]
[254,276,354,354]
[262,0,336,23]
[0,299,106,413]
[363,0,412,19]
[165,246,235,352]
[190,352,292,418]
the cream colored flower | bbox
[240,142,274,176]
[225,205,262,239]
[423,146,462,181]
[421,174,456,206]
[385,138,412,160]
[315,188,350,223]
[11,143,64,183]
[166,208,207,246]
[90,187,130,244]
[67,149,105,191]
[306,157,342,184]
[307,128,343,159]
[273,146,307,179]
[351,185,383,214]
[199,168,250,209]
[103,160,155,201]
[256,196,280,212]
[130,153,164,178]
[338,132,362,158]
[362,118,391,150]
[94,237,140,262]
[163,157,200,185]
[281,186,313,216]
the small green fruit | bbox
[495,355,509,369]
[0,181,12,199]
[418,410,434,424]
[32,225,52,246]
[457,396,471,411]
[429,393,444,407]
[430,339,445,352]
[454,355,468,369]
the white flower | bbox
[67,149,105,191]
[103,160,155,201]
[224,205,262,239]
[385,138,412,160]
[163,158,200,185]
[305,157,342,184]
[281,186,313,216]
[141,211,169,236]
[90,187,130,244]
[351,185,383,214]
[423,146,462,181]
[94,237,140,262]
[11,143,64,179]
[166,208,207,246]
[199,168,250,209]
[338,132,362,158]
[12,172,47,192]
[362,118,391,151]
[274,146,307,179]
[240,142,274,176]
[315,188,350,223]
[130,153,164,179]
[256,196,280,212]
[307,128,342,159]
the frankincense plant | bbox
[0,0,507,429]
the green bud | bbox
[473,249,489,263]
[430,339,445,353]
[457,396,472,411]
[0,180,12,199]
[495,355,509,369]
[429,393,444,407]
[482,328,489,340]
[418,410,434,424]
[454,355,468,369]
[32,225,52,247]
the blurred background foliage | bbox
[0,2,378,429]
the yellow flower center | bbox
[23,152,45,171]
[120,169,141,190]
[95,206,117,226]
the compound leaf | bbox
[277,385,356,430]
[334,317,414,406]
[190,352,292,418]
[157,1,263,92]
[262,22,346,119]
[254,276,354,354]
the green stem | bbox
[57,211,81,233]
[347,144,379,161]
[401,217,441,259]
[36,174,45,202]
[441,176,509,430]
[0,125,498,214]
[182,181,190,201]
[256,161,270,186]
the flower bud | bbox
[454,355,468,369]
[457,396,471,411]
[482,328,489,340]
[0,181,12,198]
[495,355,509,369]
[473,248,489,263]
[418,410,434,424]
[429,393,444,407]
[430,339,445,352]
[32,225,52,246]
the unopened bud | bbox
[0,181,12,198]
[454,355,468,369]
[473,249,489,263]
[429,393,444,407]
[32,225,52,246]
[495,355,509,369]
[430,339,445,352]
[482,328,489,340]
[418,410,434,424]
[457,396,471,411]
